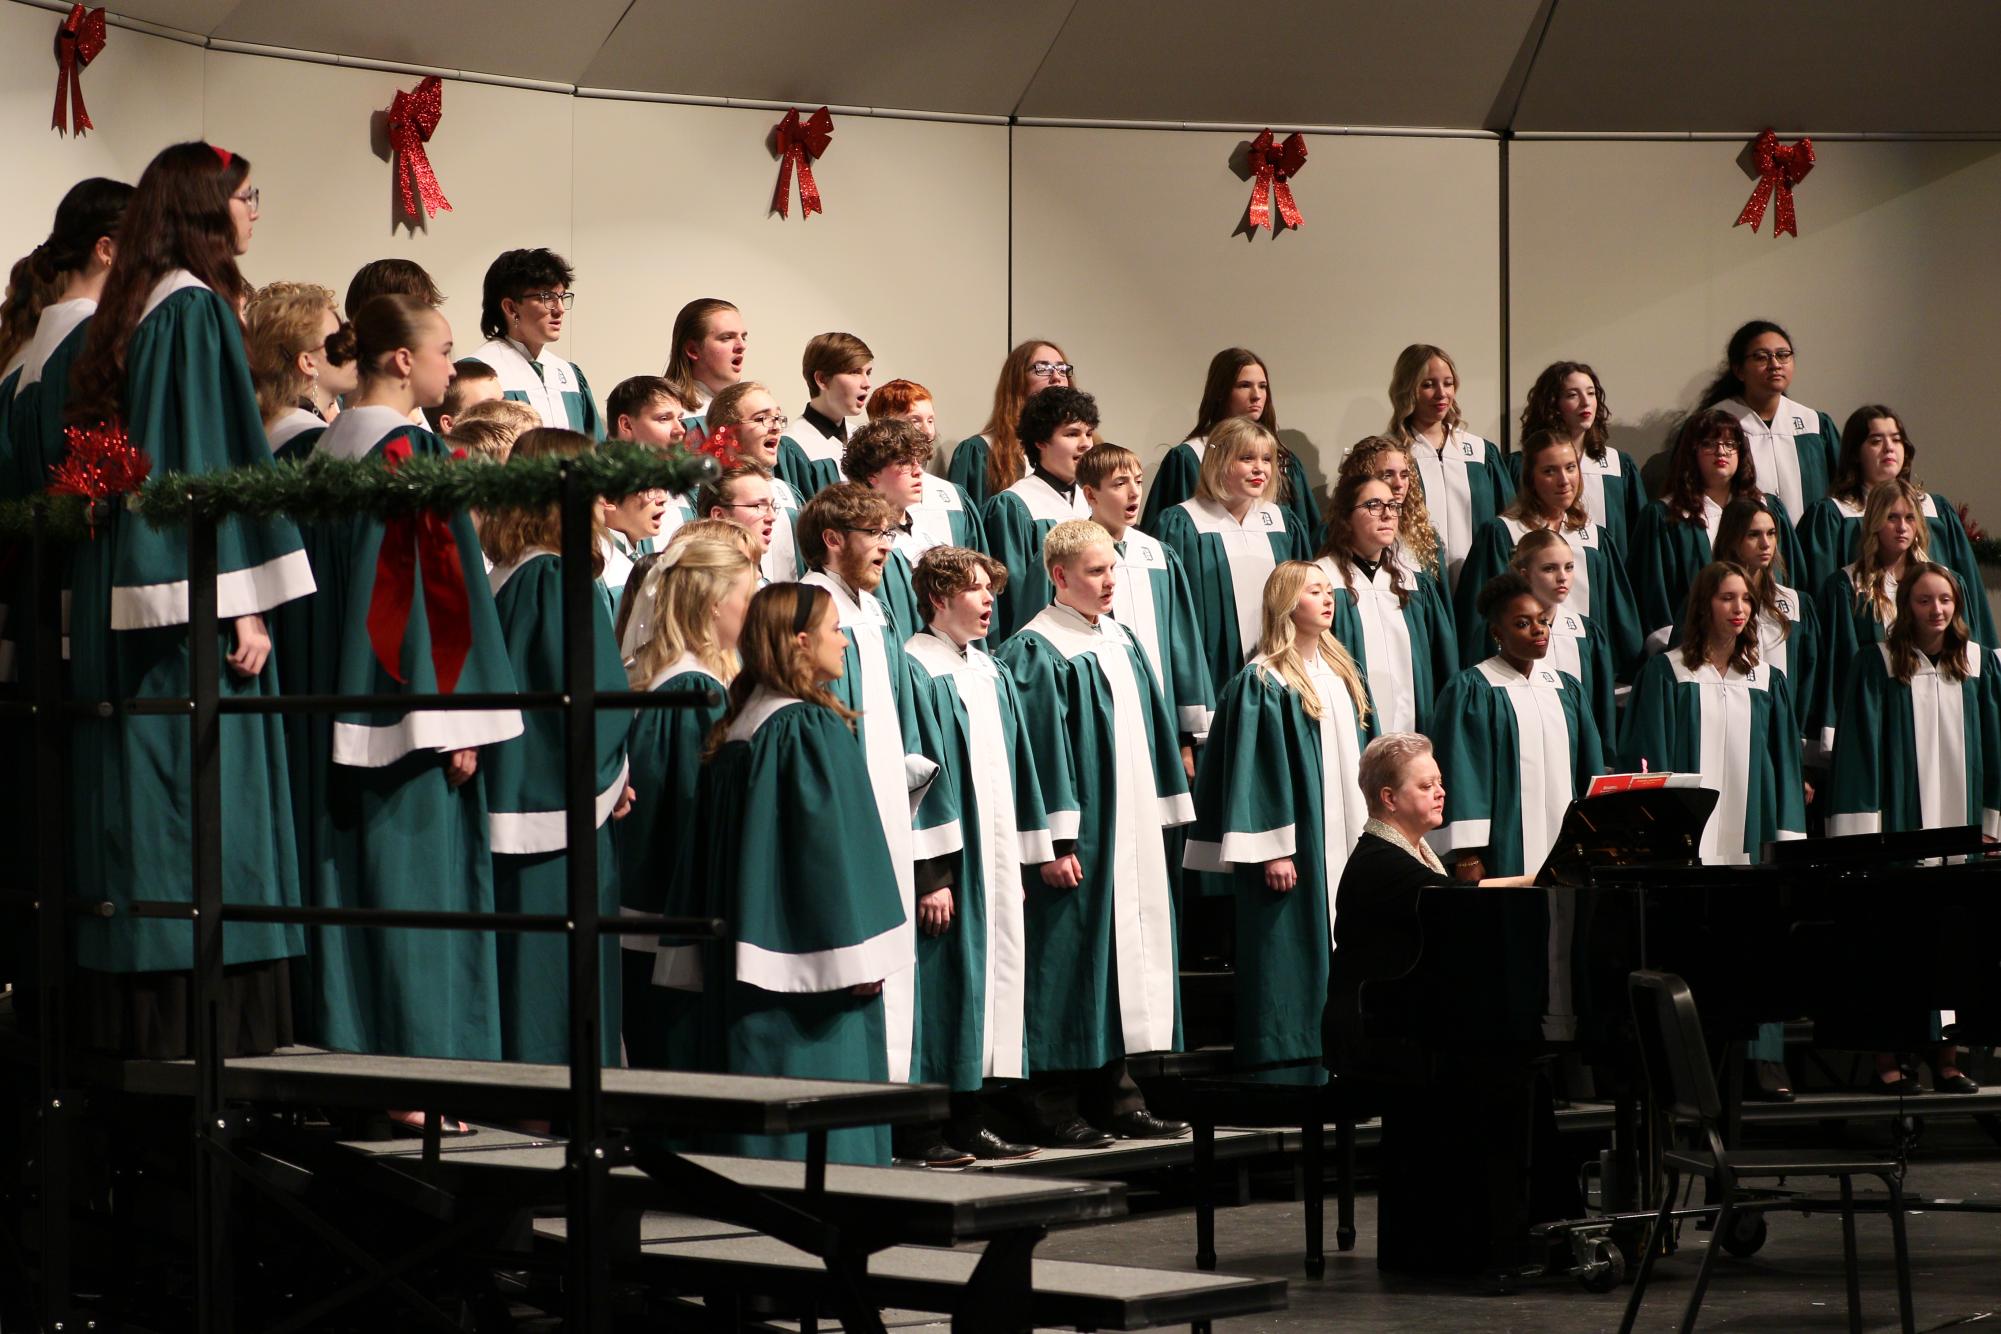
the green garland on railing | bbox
[0,445,718,541]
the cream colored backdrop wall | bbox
[1508,139,2001,526]
[1007,127,1502,514]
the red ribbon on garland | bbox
[684,421,743,469]
[365,436,472,691]
[52,5,107,137]
[1734,129,1814,238]
[50,420,150,535]
[1246,130,1307,233]
[772,107,833,218]
[387,76,454,221]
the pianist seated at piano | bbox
[1621,560,1808,1098]
[1428,571,1608,883]
[1324,733,1570,1276]
[1826,562,1999,1094]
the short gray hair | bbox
[1358,732,1434,815]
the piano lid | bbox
[1536,786,1719,887]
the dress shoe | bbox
[1101,1109,1192,1140]
[949,1126,1040,1160]
[897,1140,976,1169]
[1868,1071,1927,1095]
[1041,1117,1116,1150]
[1934,1071,1981,1095]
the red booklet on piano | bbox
[1585,771,1702,798]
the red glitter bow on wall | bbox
[1246,130,1307,233]
[772,107,833,218]
[52,4,107,137]
[1734,129,1814,238]
[387,76,454,222]
[51,421,150,534]
[366,435,472,690]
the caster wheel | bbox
[1720,1212,1768,1258]
[1578,1240,1627,1293]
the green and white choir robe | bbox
[1544,604,1619,743]
[1619,650,1806,1062]
[909,473,989,554]
[1154,495,1312,696]
[776,411,851,499]
[1628,496,1804,654]
[266,406,327,462]
[1712,395,1840,524]
[678,688,908,1164]
[69,271,317,977]
[1828,644,2001,841]
[291,407,524,1059]
[1814,563,1899,757]
[1510,444,1648,557]
[763,475,806,584]
[1139,436,1321,545]
[617,653,729,1071]
[1665,583,1822,755]
[984,471,1089,641]
[1409,429,1516,594]
[801,570,962,1084]
[1185,654,1371,1074]
[906,631,1065,1088]
[1455,517,1643,674]
[947,433,1017,512]
[1795,491,1994,645]
[1319,554,1459,736]
[1429,657,1606,878]
[598,528,652,617]
[1110,528,1216,739]
[486,550,632,1065]
[2,297,96,685]
[470,335,601,438]
[995,603,1197,1070]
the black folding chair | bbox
[1619,970,1914,1334]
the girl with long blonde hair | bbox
[1817,479,1931,749]
[1185,561,1370,1075]
[1385,343,1515,592]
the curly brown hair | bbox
[1519,360,1610,464]
[1661,409,1762,524]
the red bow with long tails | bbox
[1246,130,1307,232]
[1735,129,1814,238]
[366,435,472,691]
[387,76,454,221]
[772,107,833,218]
[52,5,107,137]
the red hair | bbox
[867,378,933,420]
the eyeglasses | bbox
[726,499,777,515]
[1744,348,1794,367]
[232,187,260,213]
[1029,360,1074,379]
[1354,499,1404,516]
[520,290,575,310]
[1696,440,1741,455]
[746,411,790,432]
[844,525,897,544]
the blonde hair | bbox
[244,281,339,424]
[1886,562,1971,683]
[710,584,857,755]
[626,536,755,687]
[1255,561,1369,722]
[456,395,540,438]
[1042,518,1115,573]
[1339,435,1439,579]
[1504,429,1589,533]
[1853,479,1931,622]
[479,428,609,574]
[1195,416,1280,506]
[446,416,519,462]
[1387,343,1465,443]
[669,516,764,566]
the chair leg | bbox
[1335,1116,1356,1253]
[1618,1163,1678,1334]
[1679,1180,1733,1334]
[1302,1117,1325,1279]
[1884,1173,1915,1334]
[1193,1121,1216,1271]
[1839,1175,1863,1334]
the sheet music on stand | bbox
[1584,771,1704,799]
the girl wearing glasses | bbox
[64,143,315,1058]
[470,247,600,438]
[1141,348,1319,544]
[1454,429,1642,675]
[949,339,1076,511]
[1315,470,1458,735]
[1627,409,1805,655]
[245,282,355,461]
[1794,406,1993,643]
[706,380,805,583]
[1386,343,1515,594]
[1516,361,1643,557]
[1155,417,1313,694]
[1337,436,1449,594]
[1696,318,1839,520]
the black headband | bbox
[792,585,822,635]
